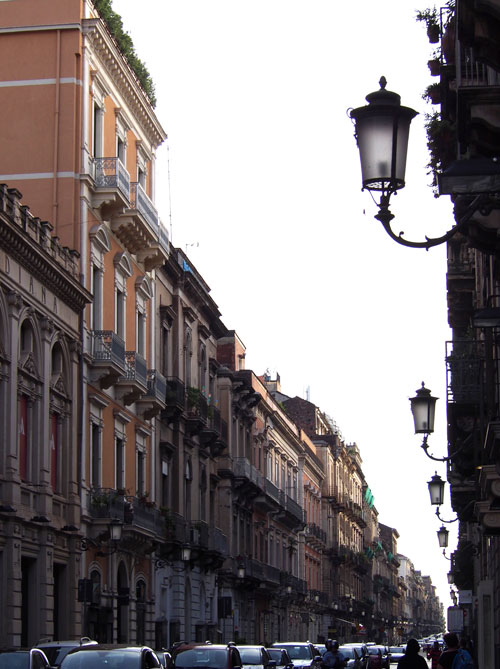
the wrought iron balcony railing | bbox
[91,330,125,369]
[93,157,130,202]
[129,182,159,233]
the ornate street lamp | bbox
[437,525,449,548]
[428,472,445,505]
[410,383,437,436]
[351,78,483,249]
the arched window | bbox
[18,319,40,483]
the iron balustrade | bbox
[93,157,130,202]
[166,377,185,406]
[446,340,486,405]
[159,222,169,253]
[263,477,280,503]
[91,330,126,369]
[123,351,147,386]
[284,493,305,523]
[145,369,167,400]
[209,526,228,556]
[233,457,263,488]
[129,182,159,233]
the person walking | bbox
[427,641,442,669]
[322,640,345,669]
[437,633,473,669]
[396,639,427,669]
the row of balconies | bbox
[232,456,306,529]
[88,329,166,416]
[90,156,169,267]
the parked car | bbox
[270,643,322,669]
[366,646,383,669]
[155,650,174,669]
[266,648,294,669]
[61,644,161,668]
[173,643,243,669]
[338,646,365,669]
[341,644,369,669]
[388,647,405,664]
[35,637,98,668]
[371,646,390,669]
[0,648,50,668]
[237,646,276,669]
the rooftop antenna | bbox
[185,242,199,253]
[306,386,310,401]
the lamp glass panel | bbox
[437,526,449,548]
[411,396,436,434]
[428,475,445,505]
[356,115,395,187]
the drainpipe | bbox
[52,30,61,229]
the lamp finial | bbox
[379,76,387,89]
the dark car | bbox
[173,643,243,669]
[35,637,98,668]
[61,644,161,668]
[270,643,322,669]
[0,648,50,669]
[237,646,276,669]
[267,648,293,669]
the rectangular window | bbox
[91,423,101,488]
[161,460,169,508]
[93,103,103,158]
[91,265,102,330]
[115,437,125,490]
[19,395,28,481]
[116,288,125,339]
[117,137,125,164]
[161,327,169,377]
[137,450,145,496]
[137,310,146,357]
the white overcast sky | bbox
[113,0,457,611]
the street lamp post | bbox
[350,78,483,249]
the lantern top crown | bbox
[364,76,402,107]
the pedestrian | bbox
[397,638,427,669]
[437,633,473,669]
[427,641,442,669]
[322,640,345,669]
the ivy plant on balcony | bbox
[424,111,456,195]
[93,0,157,107]
[186,386,203,413]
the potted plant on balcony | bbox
[186,386,202,414]
[416,7,440,43]
[428,50,441,76]
[423,82,441,104]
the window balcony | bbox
[115,351,148,404]
[200,406,228,456]
[87,330,126,388]
[233,457,263,499]
[110,182,168,268]
[91,157,131,212]
[161,377,185,422]
[137,369,167,418]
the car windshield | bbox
[0,653,29,669]
[62,650,140,668]
[339,649,355,660]
[39,647,67,665]
[267,651,283,663]
[277,648,311,661]
[175,649,229,669]
[239,650,262,664]
[367,649,380,656]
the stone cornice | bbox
[0,186,91,312]
[83,18,166,148]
